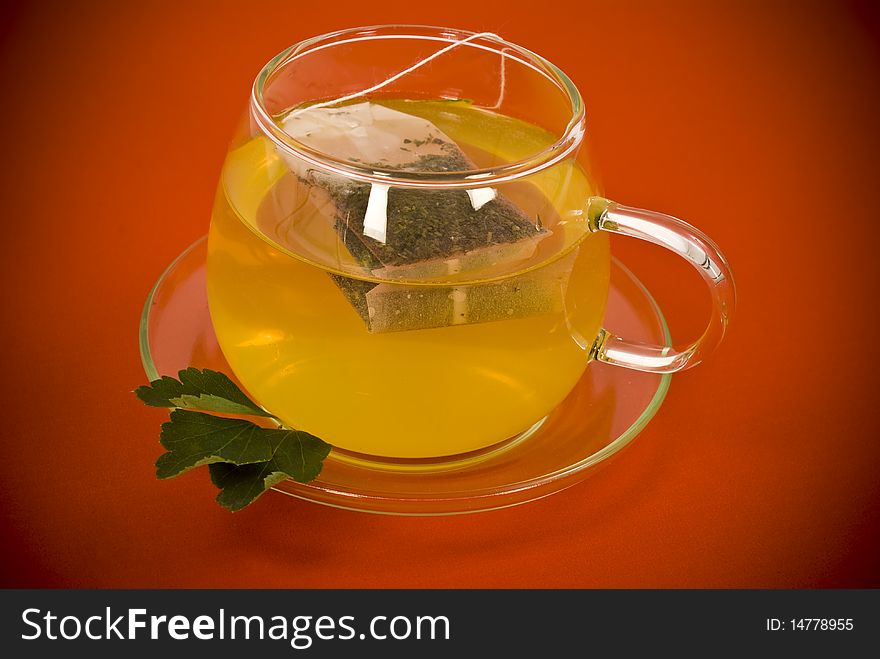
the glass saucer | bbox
[139,237,671,515]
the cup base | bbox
[329,415,548,474]
[140,237,671,515]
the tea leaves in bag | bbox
[277,101,569,332]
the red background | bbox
[1,0,878,587]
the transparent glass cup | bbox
[206,25,735,460]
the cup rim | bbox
[249,25,586,189]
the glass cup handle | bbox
[588,197,736,373]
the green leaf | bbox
[207,429,332,511]
[134,368,271,417]
[208,464,293,512]
[156,409,332,510]
[156,410,276,478]
[167,394,267,417]
[137,368,333,511]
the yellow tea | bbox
[207,101,609,458]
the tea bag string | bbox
[293,32,508,245]
[287,32,506,119]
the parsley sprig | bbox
[135,368,331,511]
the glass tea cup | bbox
[206,25,734,460]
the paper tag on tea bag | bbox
[273,101,564,333]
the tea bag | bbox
[276,101,565,332]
